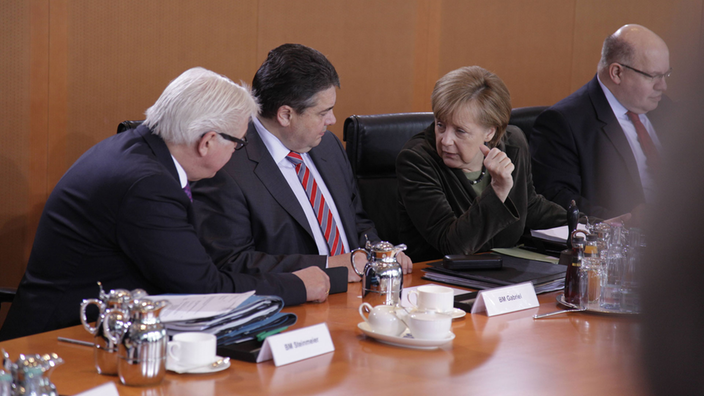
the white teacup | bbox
[406,285,454,313]
[167,332,217,368]
[359,302,406,337]
[405,310,452,340]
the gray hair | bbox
[145,67,259,145]
[598,33,635,72]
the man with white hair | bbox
[0,67,329,341]
[530,24,672,221]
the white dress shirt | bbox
[597,75,661,203]
[253,117,350,257]
[172,155,188,188]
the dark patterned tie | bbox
[626,111,661,172]
[286,151,344,256]
[182,183,193,202]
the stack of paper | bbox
[157,291,296,345]
[530,224,588,244]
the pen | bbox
[57,337,94,347]
[256,326,288,342]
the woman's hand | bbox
[480,144,514,202]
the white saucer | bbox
[357,322,455,350]
[405,307,465,319]
[166,356,230,374]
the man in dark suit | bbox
[192,44,412,283]
[530,24,671,220]
[0,67,329,341]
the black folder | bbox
[423,253,565,288]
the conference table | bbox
[0,262,646,395]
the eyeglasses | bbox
[203,132,247,150]
[218,133,248,150]
[618,63,672,82]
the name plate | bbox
[76,382,120,396]
[258,323,334,366]
[470,282,539,316]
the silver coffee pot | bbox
[353,240,407,306]
[79,282,146,375]
[9,353,63,396]
[104,298,169,387]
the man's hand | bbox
[328,251,367,283]
[604,203,649,228]
[480,144,514,202]
[292,266,330,303]
[329,250,412,281]
[605,213,632,226]
[626,203,648,227]
[396,251,412,274]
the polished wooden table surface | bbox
[0,262,647,396]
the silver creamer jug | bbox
[353,240,407,306]
[10,353,63,396]
[104,298,169,387]
[79,282,146,375]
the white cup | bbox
[359,303,407,337]
[406,285,454,313]
[406,311,452,340]
[167,332,217,368]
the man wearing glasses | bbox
[0,67,328,341]
[530,24,671,222]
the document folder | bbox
[423,253,565,289]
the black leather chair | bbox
[507,106,547,143]
[343,106,548,245]
[343,113,434,244]
[0,287,16,306]
[117,120,144,134]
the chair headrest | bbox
[344,113,434,177]
[117,120,145,134]
[507,106,547,142]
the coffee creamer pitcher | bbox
[352,240,407,306]
[79,282,146,375]
[104,298,169,387]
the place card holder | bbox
[257,323,334,366]
[470,282,539,316]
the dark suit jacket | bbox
[0,125,304,341]
[191,122,378,274]
[530,75,669,218]
[397,124,566,262]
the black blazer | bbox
[192,122,378,274]
[530,75,669,218]
[397,124,566,262]
[0,125,304,341]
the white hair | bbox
[144,67,259,145]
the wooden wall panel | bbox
[412,0,442,112]
[257,0,420,137]
[0,0,36,325]
[572,0,702,100]
[437,0,577,108]
[58,0,259,186]
[1,0,703,329]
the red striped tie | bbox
[286,151,344,256]
[626,111,661,172]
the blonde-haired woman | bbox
[396,66,566,262]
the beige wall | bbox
[1,0,702,323]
